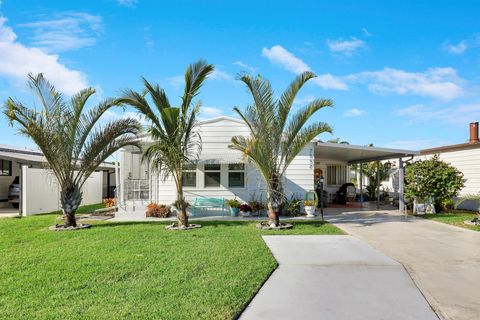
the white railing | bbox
[123,179,149,201]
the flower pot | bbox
[240,210,251,217]
[230,207,239,217]
[304,205,316,218]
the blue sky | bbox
[1,0,480,150]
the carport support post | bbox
[20,164,28,217]
[376,160,380,209]
[359,163,363,203]
[399,158,405,215]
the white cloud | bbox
[0,16,88,95]
[200,107,223,118]
[343,108,366,117]
[261,45,348,91]
[117,0,138,7]
[103,110,148,126]
[443,40,468,55]
[394,103,480,125]
[311,74,348,90]
[166,74,184,87]
[349,67,464,100]
[19,12,103,52]
[233,61,256,73]
[326,37,366,56]
[362,28,372,37]
[262,45,310,74]
[210,69,232,80]
[294,94,315,106]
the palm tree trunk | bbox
[267,188,281,227]
[176,178,188,228]
[60,184,83,228]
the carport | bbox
[0,145,115,216]
[314,142,419,213]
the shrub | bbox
[239,203,252,212]
[103,198,116,208]
[283,196,302,215]
[405,154,466,211]
[249,201,264,212]
[225,199,241,208]
[146,203,171,218]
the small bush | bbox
[283,197,302,215]
[226,199,241,208]
[146,203,171,218]
[103,198,116,207]
[239,203,252,212]
[249,201,264,212]
[405,154,466,211]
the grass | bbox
[421,210,480,232]
[0,209,344,319]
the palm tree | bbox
[119,60,214,228]
[229,72,332,226]
[3,73,141,227]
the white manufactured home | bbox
[119,117,417,215]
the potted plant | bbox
[226,199,241,217]
[304,191,318,218]
[249,200,265,216]
[239,203,252,217]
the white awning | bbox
[195,151,245,164]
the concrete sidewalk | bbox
[240,235,437,320]
[328,210,480,320]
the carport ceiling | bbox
[314,142,418,164]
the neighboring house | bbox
[119,117,418,214]
[417,122,480,210]
[0,144,115,216]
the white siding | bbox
[417,148,480,196]
[284,142,314,198]
[22,168,103,215]
[124,117,315,206]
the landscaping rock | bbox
[165,223,202,231]
[49,224,92,231]
[256,222,293,230]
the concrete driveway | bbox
[240,235,437,320]
[328,210,480,320]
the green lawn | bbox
[421,210,480,232]
[0,211,344,319]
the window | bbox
[204,164,221,187]
[182,164,197,187]
[0,160,12,176]
[228,163,245,188]
[326,165,347,186]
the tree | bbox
[405,154,466,210]
[119,60,214,228]
[3,74,141,227]
[327,137,349,144]
[229,72,332,226]
[358,162,390,199]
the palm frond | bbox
[277,71,316,131]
